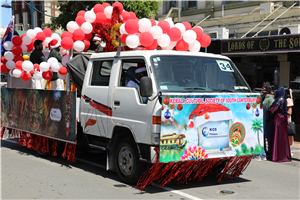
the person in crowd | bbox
[268,87,291,162]
[287,88,294,157]
[47,39,64,90]
[93,35,105,52]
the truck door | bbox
[108,58,151,143]
[80,59,113,137]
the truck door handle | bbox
[114,101,120,106]
[85,97,91,103]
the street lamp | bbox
[1,0,12,8]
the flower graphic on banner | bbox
[180,145,208,160]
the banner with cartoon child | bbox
[160,93,264,163]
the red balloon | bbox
[0,64,10,73]
[121,11,130,22]
[61,31,73,40]
[83,40,90,50]
[1,56,7,64]
[85,32,93,40]
[73,29,85,41]
[30,70,35,75]
[77,10,86,17]
[33,64,39,70]
[106,18,111,23]
[61,37,73,50]
[59,67,68,75]
[95,12,107,23]
[102,2,111,8]
[75,16,86,26]
[120,34,127,43]
[182,22,192,30]
[94,4,104,13]
[200,34,211,48]
[145,39,158,50]
[43,28,53,37]
[21,71,31,81]
[149,19,156,27]
[27,45,33,52]
[12,36,22,46]
[112,2,123,11]
[12,46,22,55]
[193,27,203,41]
[168,27,181,41]
[36,32,46,41]
[158,21,170,34]
[42,71,53,80]
[125,19,139,34]
[129,12,136,19]
[15,61,23,70]
[21,34,26,39]
[13,55,24,63]
[140,32,154,47]
[176,39,189,51]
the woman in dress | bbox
[268,87,292,162]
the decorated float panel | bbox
[160,93,264,163]
[1,88,77,143]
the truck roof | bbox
[89,50,231,61]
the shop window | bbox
[188,1,197,8]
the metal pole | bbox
[241,4,283,38]
[193,15,211,27]
[66,48,73,91]
[252,3,296,37]
[29,1,36,29]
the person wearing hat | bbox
[93,35,105,52]
[47,39,64,90]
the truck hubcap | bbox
[118,146,134,176]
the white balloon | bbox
[4,51,14,61]
[51,33,60,40]
[3,41,13,50]
[43,37,52,47]
[62,55,70,66]
[59,47,67,55]
[174,23,186,35]
[67,21,79,33]
[104,6,113,19]
[157,34,170,47]
[27,29,36,39]
[13,69,22,78]
[126,34,139,49]
[189,40,201,52]
[51,62,60,72]
[20,44,28,53]
[6,60,15,70]
[22,36,32,45]
[39,62,50,71]
[149,26,163,39]
[47,57,58,66]
[34,27,43,34]
[73,41,85,52]
[84,11,96,23]
[33,70,43,80]
[81,22,93,34]
[155,20,159,25]
[165,19,174,28]
[119,24,128,35]
[58,72,67,80]
[138,18,152,33]
[22,60,34,72]
[183,30,197,44]
[162,41,177,50]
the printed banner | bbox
[1,88,77,143]
[160,93,264,163]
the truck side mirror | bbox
[274,69,280,89]
[140,77,153,97]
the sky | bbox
[1,0,12,27]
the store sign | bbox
[221,34,300,54]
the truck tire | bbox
[116,138,142,184]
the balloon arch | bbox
[1,2,211,81]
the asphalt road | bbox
[1,139,299,200]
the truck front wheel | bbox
[116,138,142,184]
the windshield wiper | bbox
[184,87,206,91]
[218,89,235,92]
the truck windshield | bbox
[151,55,250,93]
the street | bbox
[1,139,299,200]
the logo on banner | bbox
[50,108,62,121]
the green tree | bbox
[251,118,263,147]
[47,1,161,31]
